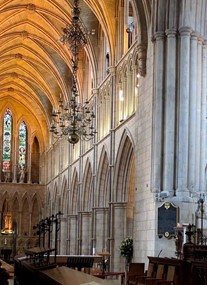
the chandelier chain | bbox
[50,0,96,145]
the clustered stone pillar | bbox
[200,41,207,192]
[188,32,198,192]
[163,29,177,194]
[151,32,165,193]
[177,27,192,193]
[194,37,202,191]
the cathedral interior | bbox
[1,0,207,281]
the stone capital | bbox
[179,26,192,37]
[153,31,165,42]
[165,28,177,38]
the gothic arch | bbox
[82,159,93,212]
[114,129,135,202]
[10,191,21,210]
[53,182,58,214]
[70,168,78,215]
[46,189,52,216]
[61,176,68,217]
[21,195,30,236]
[31,136,40,183]
[96,146,110,207]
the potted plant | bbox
[119,237,133,264]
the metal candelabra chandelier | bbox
[50,0,96,145]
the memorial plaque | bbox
[158,202,179,239]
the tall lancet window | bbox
[2,109,12,173]
[18,121,27,183]
[19,121,27,169]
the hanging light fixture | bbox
[50,0,96,145]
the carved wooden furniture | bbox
[127,263,145,285]
[24,247,55,267]
[135,262,155,285]
[145,265,176,285]
[67,255,94,273]
[142,264,165,285]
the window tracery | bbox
[18,121,27,170]
[1,110,39,184]
[2,109,12,173]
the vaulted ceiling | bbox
[0,0,117,149]
[0,0,151,150]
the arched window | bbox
[2,109,12,172]
[18,121,27,169]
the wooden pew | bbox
[146,256,190,285]
[134,262,155,285]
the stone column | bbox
[195,37,202,190]
[177,27,192,193]
[163,29,177,193]
[188,33,198,192]
[123,75,127,119]
[12,135,18,183]
[132,64,138,113]
[29,212,32,236]
[200,41,207,192]
[151,32,165,193]
[27,143,32,183]
[127,69,133,115]
[111,202,126,272]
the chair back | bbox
[146,262,155,277]
[156,264,165,279]
[166,265,176,281]
[128,263,145,277]
[127,263,145,285]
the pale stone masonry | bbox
[0,0,207,274]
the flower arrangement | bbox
[119,237,133,263]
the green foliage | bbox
[119,237,133,263]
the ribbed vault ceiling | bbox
[0,0,115,149]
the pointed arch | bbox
[46,189,52,216]
[114,129,135,202]
[31,136,40,183]
[53,182,58,214]
[70,169,78,215]
[82,159,93,211]
[1,193,12,234]
[21,195,30,236]
[31,193,41,233]
[96,146,110,207]
[61,176,68,216]
[12,194,20,234]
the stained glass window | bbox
[19,121,27,169]
[3,109,12,171]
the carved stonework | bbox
[21,31,29,39]
[27,4,36,12]
[137,43,147,77]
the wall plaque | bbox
[157,202,179,239]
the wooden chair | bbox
[144,264,165,285]
[136,264,165,285]
[154,266,177,285]
[134,262,156,285]
[127,263,145,285]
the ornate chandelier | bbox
[50,0,96,145]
